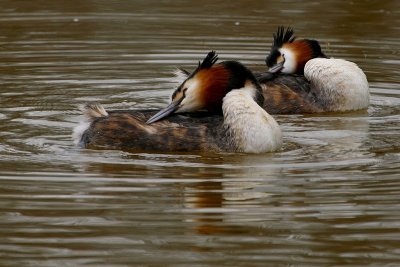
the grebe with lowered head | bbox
[265,26,327,75]
[170,27,369,114]
[260,26,369,113]
[73,51,282,153]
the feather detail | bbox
[79,102,109,122]
[172,67,190,85]
[199,50,218,69]
[222,82,282,153]
[266,26,296,68]
[273,26,296,48]
[304,58,369,111]
[192,51,219,76]
[197,65,230,113]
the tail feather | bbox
[73,103,108,146]
[79,102,109,122]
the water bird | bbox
[169,27,369,114]
[261,26,370,113]
[265,26,327,75]
[73,51,282,153]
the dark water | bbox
[1,0,400,266]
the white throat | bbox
[222,82,282,153]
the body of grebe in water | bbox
[261,26,369,113]
[166,27,369,115]
[73,52,282,153]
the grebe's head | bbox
[265,26,327,74]
[147,51,262,124]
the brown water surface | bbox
[1,0,400,266]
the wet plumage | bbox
[172,27,369,114]
[75,108,228,152]
[265,26,327,74]
[261,26,369,113]
[257,74,323,114]
[74,52,282,153]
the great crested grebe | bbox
[73,51,282,153]
[265,26,327,75]
[168,27,369,115]
[261,26,369,113]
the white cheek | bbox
[279,48,296,74]
[176,80,203,113]
[177,95,200,112]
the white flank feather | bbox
[222,84,282,153]
[72,103,109,146]
[304,58,369,111]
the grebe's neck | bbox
[304,58,369,112]
[222,81,282,153]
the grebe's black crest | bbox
[188,50,219,78]
[198,50,218,69]
[179,51,218,82]
[273,26,295,48]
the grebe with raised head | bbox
[73,51,282,153]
